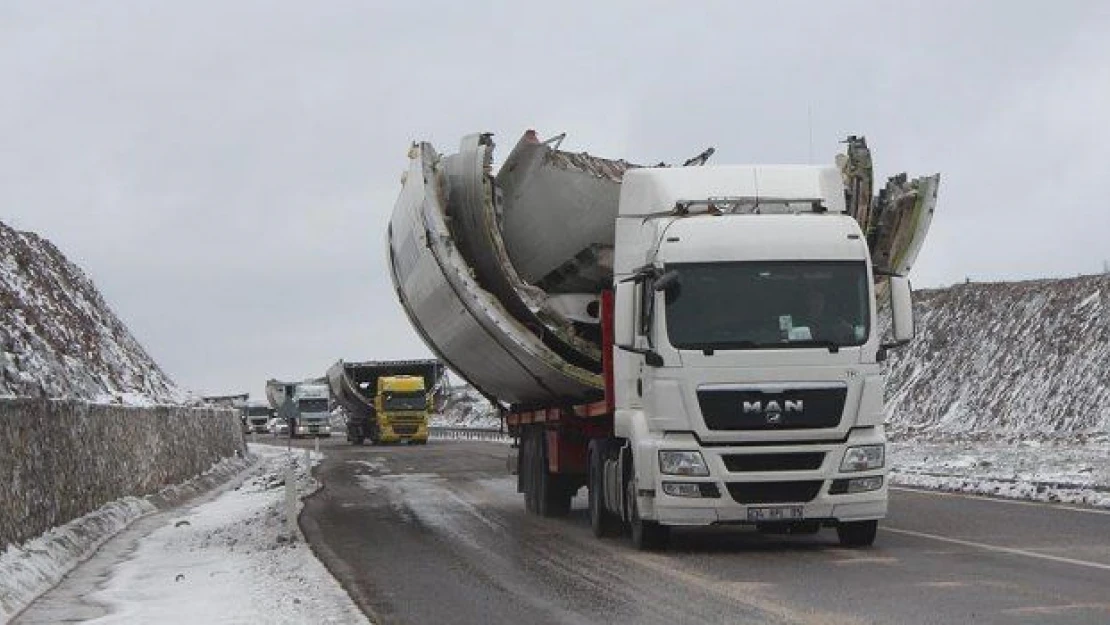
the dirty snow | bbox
[431,384,500,429]
[0,454,251,623]
[889,439,1110,508]
[8,445,368,625]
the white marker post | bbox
[284,458,296,536]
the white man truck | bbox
[386,130,937,549]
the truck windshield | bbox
[297,398,329,413]
[247,407,271,417]
[383,391,426,411]
[663,261,870,350]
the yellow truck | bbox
[326,359,444,445]
[375,375,431,444]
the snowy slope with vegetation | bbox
[0,219,187,405]
[886,274,1108,440]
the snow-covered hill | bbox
[432,384,500,429]
[886,274,1108,440]
[0,220,187,405]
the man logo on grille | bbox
[743,399,803,425]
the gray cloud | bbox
[3,1,1108,397]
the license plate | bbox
[746,506,804,522]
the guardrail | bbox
[428,426,511,443]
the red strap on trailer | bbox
[600,289,615,412]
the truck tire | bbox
[522,428,538,513]
[537,430,572,518]
[836,520,878,547]
[628,481,669,550]
[588,443,620,537]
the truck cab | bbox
[375,375,430,444]
[605,165,915,548]
[243,401,273,434]
[293,385,333,438]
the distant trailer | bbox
[326,359,444,445]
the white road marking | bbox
[890,486,1110,516]
[882,527,1110,572]
[1003,603,1110,616]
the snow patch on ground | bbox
[69,444,367,625]
[889,440,1110,508]
[12,444,367,625]
[0,454,250,623]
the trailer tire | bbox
[837,520,878,547]
[588,443,620,537]
[537,430,572,518]
[628,481,669,551]
[522,427,538,513]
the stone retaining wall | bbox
[0,399,245,549]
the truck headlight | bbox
[659,451,710,476]
[840,445,885,472]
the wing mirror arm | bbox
[616,344,665,367]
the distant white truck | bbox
[293,384,333,438]
[243,400,273,434]
[265,379,333,438]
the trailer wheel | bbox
[522,427,538,513]
[836,520,878,547]
[628,481,669,550]
[537,430,572,518]
[588,443,620,537]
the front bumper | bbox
[638,429,888,526]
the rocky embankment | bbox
[885,274,1108,440]
[0,219,186,404]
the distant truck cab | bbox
[265,379,332,438]
[376,375,430,443]
[243,401,273,434]
[293,384,333,438]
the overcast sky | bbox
[3,1,1108,398]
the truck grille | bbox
[722,453,825,472]
[697,386,846,431]
[392,424,418,435]
[726,481,824,504]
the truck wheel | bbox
[522,428,538,513]
[837,520,878,547]
[588,444,620,537]
[537,431,571,518]
[628,481,669,550]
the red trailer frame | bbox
[505,290,615,479]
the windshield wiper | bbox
[684,341,760,355]
[805,340,841,353]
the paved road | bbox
[286,437,1110,625]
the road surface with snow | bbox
[295,437,1110,625]
[13,444,369,625]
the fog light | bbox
[662,482,704,498]
[847,476,883,493]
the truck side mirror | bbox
[653,270,680,293]
[614,281,636,348]
[613,280,666,366]
[884,275,915,349]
